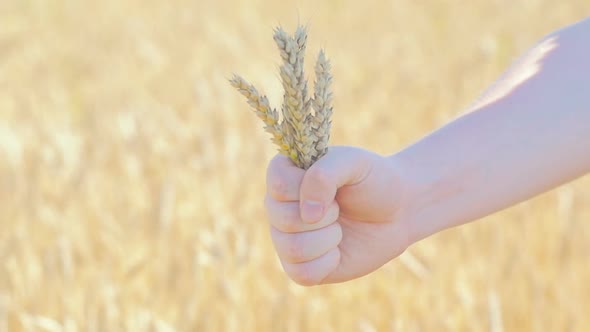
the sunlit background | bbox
[1,1,589,331]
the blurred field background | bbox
[0,1,589,331]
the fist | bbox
[265,146,412,285]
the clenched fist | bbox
[265,146,413,285]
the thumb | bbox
[299,146,372,223]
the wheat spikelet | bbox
[230,25,334,169]
[311,49,333,158]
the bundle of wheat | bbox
[230,25,333,169]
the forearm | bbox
[391,19,590,243]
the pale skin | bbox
[264,17,590,286]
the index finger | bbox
[266,154,305,202]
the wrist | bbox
[385,152,426,247]
[386,150,459,246]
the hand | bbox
[264,146,413,285]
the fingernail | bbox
[302,200,324,223]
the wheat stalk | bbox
[230,25,333,169]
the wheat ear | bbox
[311,49,333,158]
[273,26,315,169]
[229,75,290,155]
[230,25,334,169]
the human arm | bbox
[393,17,590,243]
[264,18,590,285]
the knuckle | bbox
[279,205,301,233]
[275,216,298,233]
[267,170,290,201]
[288,264,318,286]
[271,228,306,262]
[306,165,331,188]
[265,199,300,233]
[270,178,289,200]
[283,235,306,261]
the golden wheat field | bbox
[1,1,589,331]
